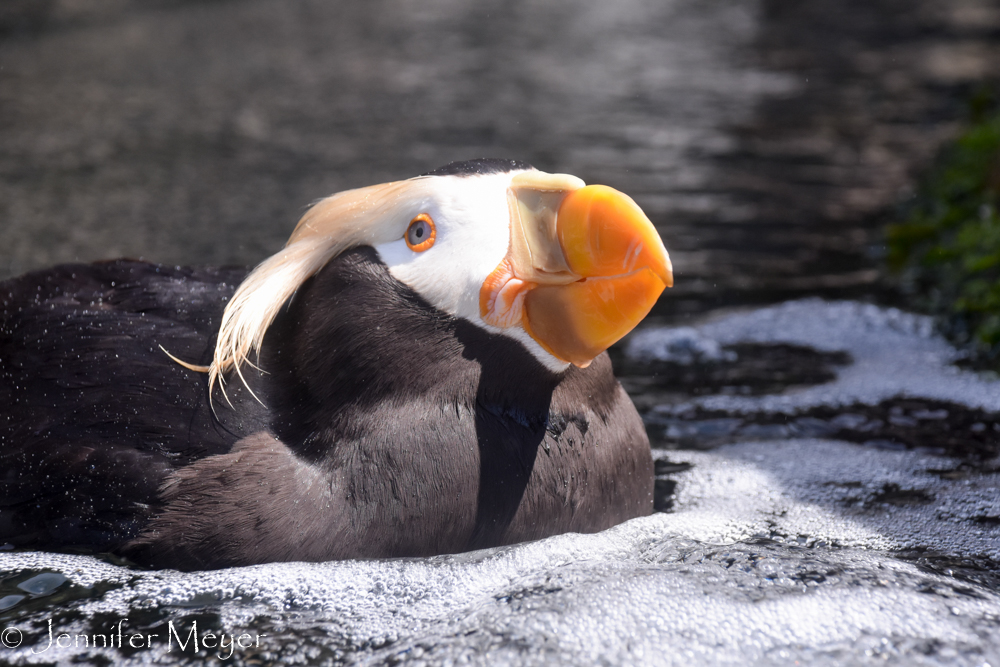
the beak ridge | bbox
[556,184,672,287]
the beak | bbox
[480,172,673,367]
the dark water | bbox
[2,0,997,315]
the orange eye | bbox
[405,213,436,252]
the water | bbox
[3,0,994,306]
[2,0,1000,664]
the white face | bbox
[373,171,571,373]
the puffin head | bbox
[207,159,672,393]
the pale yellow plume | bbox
[203,177,435,401]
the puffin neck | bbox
[260,247,562,463]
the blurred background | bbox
[1,0,999,324]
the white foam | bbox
[3,499,999,666]
[663,439,1000,559]
[630,299,1000,414]
[627,326,737,365]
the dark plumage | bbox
[0,161,666,570]
[0,251,652,570]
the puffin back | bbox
[0,260,256,551]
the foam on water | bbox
[629,299,1000,414]
[3,437,1000,666]
[624,326,737,365]
[2,508,999,666]
[3,300,1000,665]
[666,439,1000,558]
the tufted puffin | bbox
[0,159,672,571]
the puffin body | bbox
[0,159,672,570]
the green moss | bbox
[887,92,1000,359]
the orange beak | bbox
[480,173,673,367]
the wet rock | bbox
[16,572,67,597]
[630,301,1000,471]
[0,594,25,612]
[666,438,1000,562]
[868,483,935,508]
[791,416,840,438]
[0,568,124,620]
[613,340,851,411]
[652,458,693,513]
[864,438,909,451]
[647,398,1000,464]
[623,327,735,366]
[653,460,694,476]
[898,550,1000,595]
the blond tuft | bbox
[200,177,434,402]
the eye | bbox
[405,213,436,252]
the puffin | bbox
[0,159,672,570]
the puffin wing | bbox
[0,260,258,551]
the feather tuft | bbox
[198,177,434,401]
